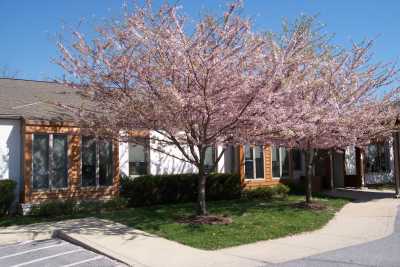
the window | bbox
[366,142,390,173]
[82,137,114,187]
[129,142,148,176]
[244,145,264,179]
[292,149,302,171]
[204,146,216,173]
[32,134,68,190]
[99,141,113,186]
[272,147,289,178]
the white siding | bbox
[119,141,129,176]
[120,131,235,176]
[149,131,197,175]
[345,146,357,175]
[0,119,22,201]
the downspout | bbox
[392,131,400,198]
[329,148,335,191]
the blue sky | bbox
[0,0,399,81]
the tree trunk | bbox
[304,148,315,204]
[197,168,208,215]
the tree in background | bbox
[0,66,19,78]
[246,17,399,204]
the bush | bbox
[30,197,129,217]
[274,184,290,199]
[102,197,128,211]
[242,184,290,200]
[283,179,305,195]
[0,180,17,216]
[121,173,242,207]
[30,199,76,217]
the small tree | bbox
[248,17,399,204]
[56,2,316,215]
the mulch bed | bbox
[292,201,327,211]
[177,214,233,225]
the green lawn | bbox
[0,195,348,250]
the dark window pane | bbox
[99,141,113,186]
[293,149,302,170]
[244,145,254,179]
[52,135,68,188]
[271,147,280,177]
[129,143,148,176]
[32,134,49,189]
[281,148,289,177]
[367,142,390,173]
[82,137,96,187]
[254,146,264,178]
[204,147,215,173]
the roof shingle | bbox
[0,78,82,121]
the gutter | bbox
[0,114,23,120]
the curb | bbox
[52,229,132,266]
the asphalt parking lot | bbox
[0,238,125,267]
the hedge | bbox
[0,180,17,216]
[120,173,242,207]
[241,184,290,200]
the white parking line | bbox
[0,242,67,259]
[0,240,36,250]
[10,248,84,267]
[60,255,104,267]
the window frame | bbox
[80,137,114,188]
[204,146,217,174]
[244,145,265,180]
[31,133,69,191]
[271,147,290,179]
[366,141,391,174]
[128,141,150,177]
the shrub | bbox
[102,197,128,211]
[0,180,17,216]
[76,200,103,214]
[30,199,76,217]
[121,173,242,207]
[283,179,305,195]
[242,184,290,200]
[274,184,290,199]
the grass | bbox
[0,195,348,250]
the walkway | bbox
[0,190,398,267]
[274,204,400,267]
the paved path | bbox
[1,190,399,267]
[0,238,125,267]
[220,196,398,265]
[272,205,400,267]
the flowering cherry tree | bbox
[246,18,399,203]
[56,1,312,215]
[57,0,399,212]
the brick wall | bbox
[22,120,120,204]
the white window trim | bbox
[244,145,265,180]
[32,133,69,191]
[128,142,150,178]
[272,147,289,180]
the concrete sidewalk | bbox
[221,197,399,264]
[1,193,399,267]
